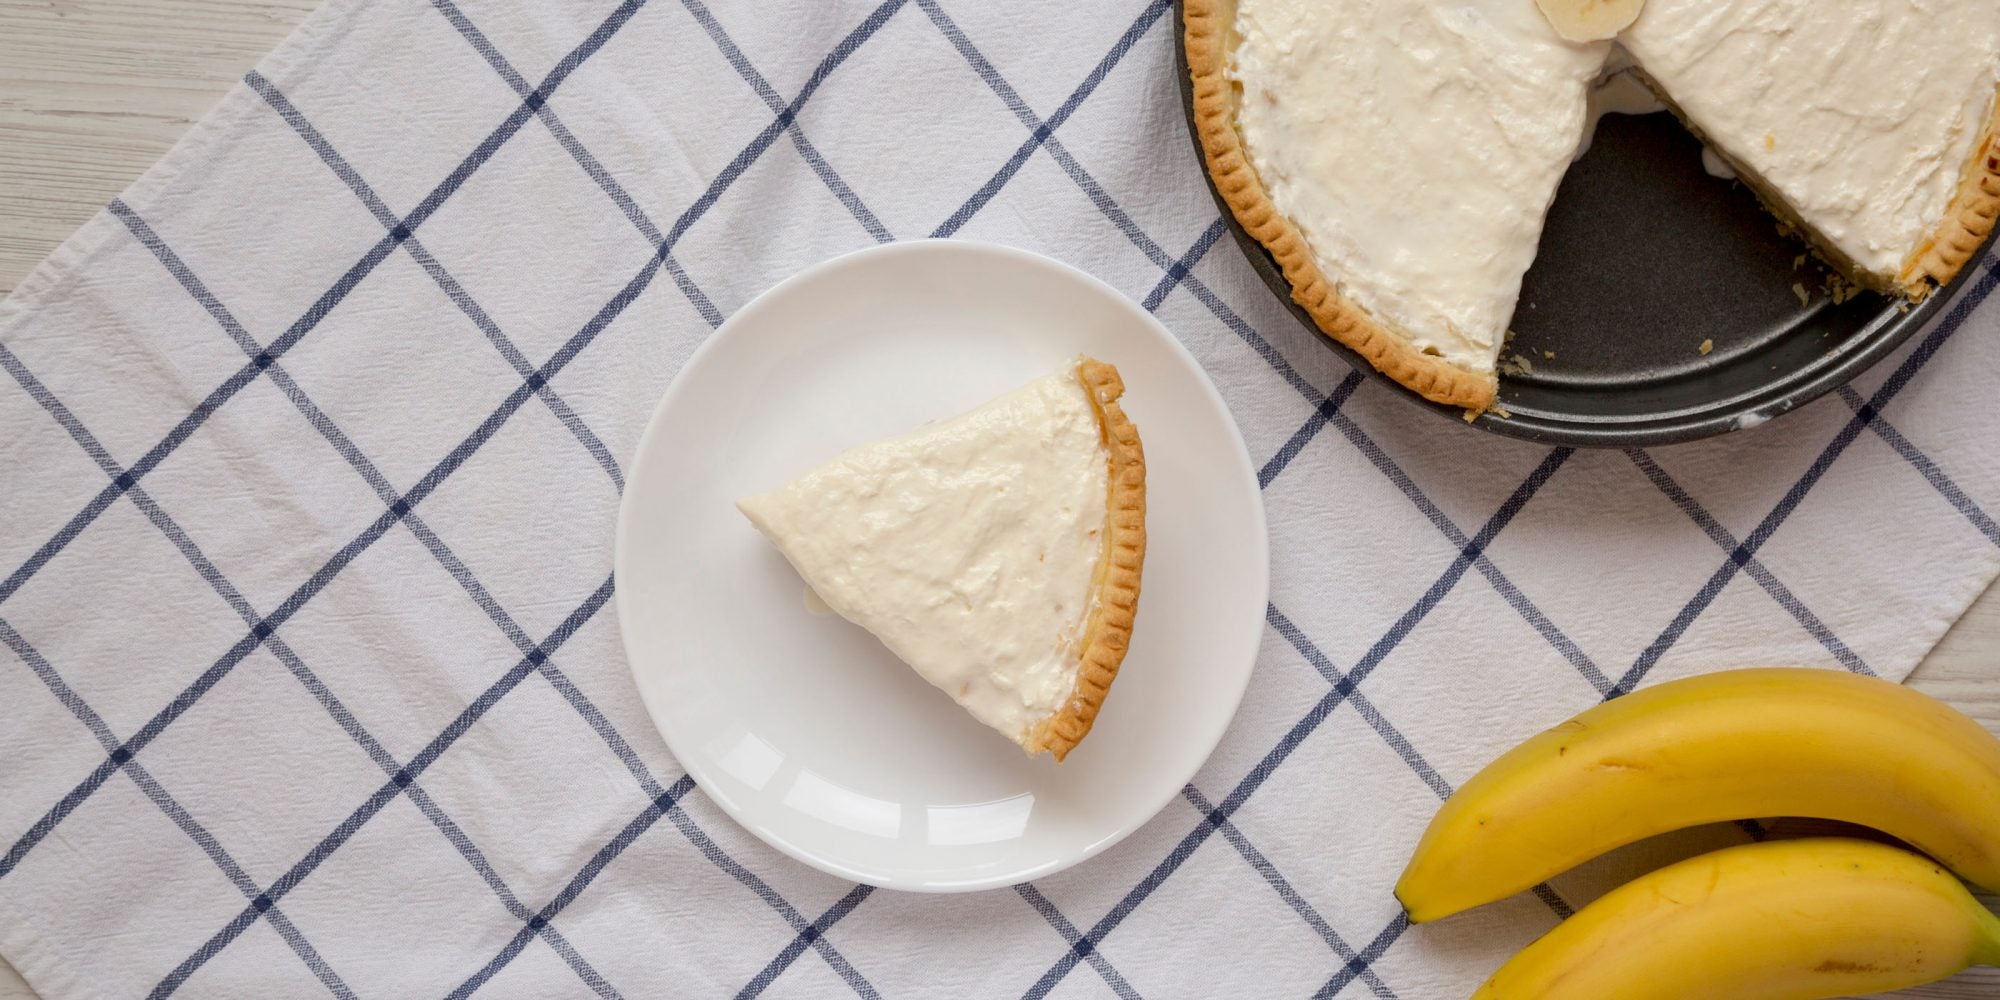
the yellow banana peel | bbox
[1397,667,2000,922]
[1473,838,2000,1000]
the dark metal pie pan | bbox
[1172,3,1993,447]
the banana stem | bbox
[1975,902,2000,968]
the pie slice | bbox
[737,358,1145,762]
[1185,0,2000,413]
[1188,0,1611,411]
[1621,0,2000,294]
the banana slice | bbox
[1534,0,1644,42]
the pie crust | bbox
[1184,0,1500,412]
[1025,359,1148,762]
[1906,102,2000,292]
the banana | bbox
[1474,838,2000,1000]
[1534,0,1645,42]
[1396,668,2000,922]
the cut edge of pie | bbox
[1026,358,1148,762]
[1184,0,1501,413]
[1638,71,2000,299]
[1185,0,2000,414]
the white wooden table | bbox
[1,2,1994,997]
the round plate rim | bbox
[612,238,1271,892]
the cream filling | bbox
[1228,0,1610,373]
[1622,0,2000,281]
[1574,67,1666,161]
[738,366,1108,743]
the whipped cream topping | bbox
[1622,0,2000,279]
[1229,0,1609,372]
[738,367,1108,743]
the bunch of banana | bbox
[1395,667,2000,999]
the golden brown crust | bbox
[1901,93,2000,294]
[1183,0,1498,412]
[1024,359,1146,762]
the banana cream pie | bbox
[1186,0,2000,411]
[738,359,1145,761]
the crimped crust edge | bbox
[1183,0,1498,412]
[1025,359,1146,762]
[1903,91,2000,293]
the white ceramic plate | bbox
[615,240,1267,891]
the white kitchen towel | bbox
[2,1,1997,996]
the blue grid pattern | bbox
[4,2,891,993]
[2,1,1997,996]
